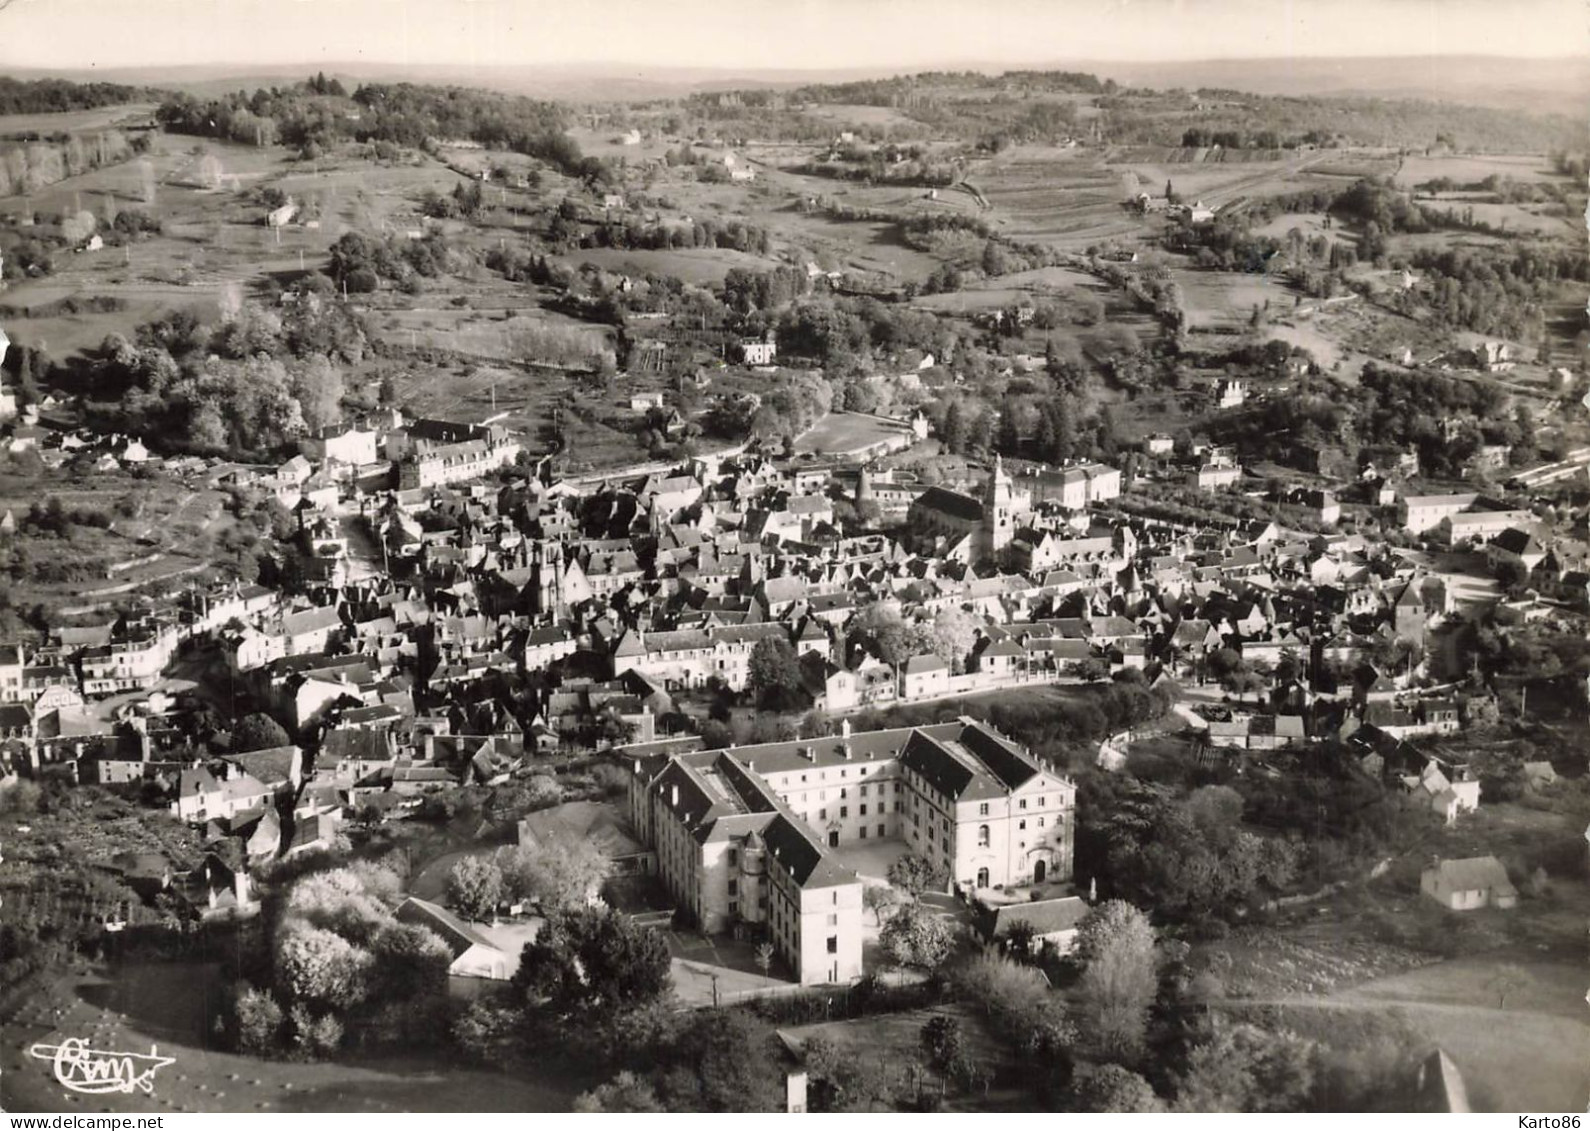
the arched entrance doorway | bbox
[976,867,990,889]
[1033,859,1047,884]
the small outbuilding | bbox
[396,895,512,980]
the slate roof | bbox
[396,896,501,959]
[221,746,299,788]
[988,895,1089,939]
[914,486,983,523]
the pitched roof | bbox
[518,800,646,859]
[1416,1049,1472,1114]
[222,746,299,787]
[281,604,342,636]
[1426,855,1515,897]
[914,486,983,524]
[396,896,502,958]
[899,720,1044,800]
[989,895,1089,937]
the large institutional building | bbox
[907,456,1121,564]
[627,716,1077,985]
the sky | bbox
[0,0,1584,73]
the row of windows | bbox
[788,762,891,785]
[976,793,1053,816]
[818,800,892,822]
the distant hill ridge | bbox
[1,55,1585,113]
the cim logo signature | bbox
[28,1038,175,1095]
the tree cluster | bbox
[95,294,359,457]
[1079,780,1299,930]
[223,858,452,1058]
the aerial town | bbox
[0,4,1586,1116]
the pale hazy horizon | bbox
[0,0,1585,74]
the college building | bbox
[627,716,1076,985]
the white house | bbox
[740,338,777,366]
[1420,856,1517,911]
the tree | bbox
[1474,749,1526,801]
[291,354,344,432]
[368,921,452,1002]
[497,837,610,911]
[754,941,774,978]
[451,998,526,1063]
[273,924,372,1011]
[1175,1023,1316,1113]
[850,603,916,670]
[880,904,954,973]
[185,401,229,451]
[15,348,38,407]
[1076,657,1111,683]
[952,948,1066,1054]
[864,884,904,925]
[654,1009,785,1112]
[803,1035,890,1112]
[887,854,946,899]
[447,855,505,922]
[515,905,671,1014]
[232,711,290,752]
[288,1004,344,1058]
[1074,900,1158,1059]
[980,240,1008,277]
[1000,920,1038,958]
[925,607,981,674]
[228,983,284,1055]
[939,400,968,453]
[1076,1063,1163,1112]
[1487,963,1530,1008]
[747,635,803,708]
[575,1072,663,1112]
[920,1014,963,1071]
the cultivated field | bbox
[795,103,927,130]
[1411,198,1576,237]
[1395,153,1561,187]
[969,147,1139,250]
[567,245,779,286]
[1173,267,1298,332]
[793,411,908,456]
[372,306,612,362]
[0,103,159,136]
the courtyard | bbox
[829,838,912,885]
[664,928,798,1007]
